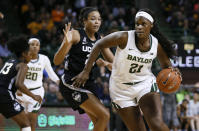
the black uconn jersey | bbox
[60,29,101,114]
[0,59,19,103]
[65,28,101,78]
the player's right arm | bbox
[157,43,172,69]
[157,43,182,79]
[53,23,80,65]
[15,63,42,103]
[44,56,60,84]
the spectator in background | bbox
[162,93,180,131]
[0,32,11,58]
[160,0,199,38]
[0,41,11,58]
[0,13,6,67]
[187,92,199,131]
[42,13,54,32]
[27,17,42,35]
[45,82,59,103]
[177,99,191,130]
[51,5,64,27]
[0,32,11,67]
[37,23,48,47]
[74,0,86,11]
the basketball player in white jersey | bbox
[72,8,182,131]
[16,38,60,131]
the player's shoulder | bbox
[109,30,129,37]
[38,54,50,60]
[111,31,129,41]
[150,33,158,43]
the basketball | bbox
[156,68,181,94]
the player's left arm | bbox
[157,43,182,79]
[44,56,60,85]
[157,43,172,69]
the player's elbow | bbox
[15,81,23,90]
[53,57,61,66]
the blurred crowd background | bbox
[0,0,199,130]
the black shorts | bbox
[60,74,98,114]
[0,100,24,118]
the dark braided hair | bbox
[79,7,99,27]
[138,8,177,59]
[7,35,29,58]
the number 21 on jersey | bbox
[129,63,143,73]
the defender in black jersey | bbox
[0,35,42,131]
[54,7,113,131]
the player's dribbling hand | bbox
[168,67,182,81]
[33,95,42,104]
[71,70,89,88]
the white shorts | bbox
[109,77,159,108]
[16,86,44,113]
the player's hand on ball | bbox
[168,67,182,81]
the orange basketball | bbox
[156,68,181,94]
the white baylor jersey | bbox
[24,54,59,89]
[111,30,158,85]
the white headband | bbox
[135,11,154,23]
[28,38,40,44]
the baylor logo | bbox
[127,54,152,64]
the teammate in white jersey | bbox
[16,38,60,131]
[73,8,182,131]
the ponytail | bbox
[139,8,177,58]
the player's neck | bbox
[32,54,38,59]
[85,29,96,41]
[136,36,149,45]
